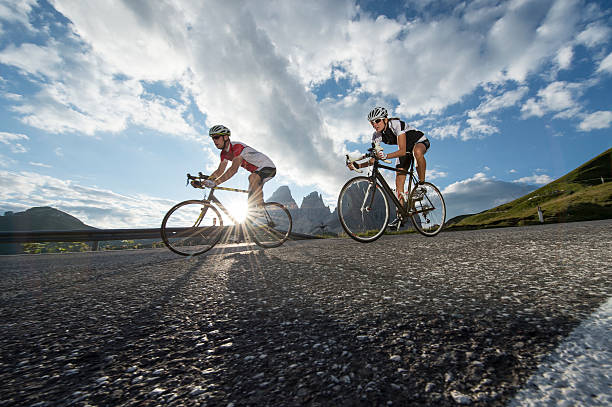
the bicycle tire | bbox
[161,200,224,256]
[338,176,390,243]
[246,201,292,248]
[410,182,446,237]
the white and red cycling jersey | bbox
[220,141,275,173]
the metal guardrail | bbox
[0,228,319,245]
[0,228,161,243]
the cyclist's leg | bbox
[248,172,264,209]
[413,141,429,184]
[388,157,409,229]
[249,167,276,208]
[395,155,410,205]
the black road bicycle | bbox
[338,145,446,243]
[161,173,292,256]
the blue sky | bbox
[0,0,611,228]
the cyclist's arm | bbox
[384,132,407,159]
[209,160,228,181]
[354,158,375,169]
[215,156,243,185]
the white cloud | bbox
[521,81,581,118]
[0,0,37,30]
[513,174,553,184]
[442,172,536,219]
[576,22,611,48]
[472,86,529,116]
[555,45,573,70]
[462,116,499,140]
[462,86,529,139]
[0,131,29,153]
[578,111,612,131]
[597,52,612,73]
[0,0,604,200]
[426,168,448,180]
[0,170,175,228]
[0,43,63,79]
[0,153,15,168]
[428,123,460,140]
[29,162,52,168]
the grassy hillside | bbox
[447,148,612,229]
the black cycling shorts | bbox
[254,167,276,183]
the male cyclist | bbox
[202,124,276,214]
[347,107,430,229]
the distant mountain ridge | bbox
[0,207,95,231]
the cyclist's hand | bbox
[376,150,387,160]
[203,179,217,188]
[190,180,202,188]
[347,161,357,171]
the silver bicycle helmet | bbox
[367,107,388,121]
[209,124,231,137]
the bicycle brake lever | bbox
[373,143,392,164]
[346,154,363,173]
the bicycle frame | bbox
[195,182,274,228]
[204,189,241,225]
[366,155,421,219]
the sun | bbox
[225,197,249,224]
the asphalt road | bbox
[0,220,610,406]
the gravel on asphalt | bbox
[0,220,610,406]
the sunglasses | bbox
[371,118,384,124]
[211,135,223,140]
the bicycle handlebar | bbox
[186,172,209,187]
[185,172,249,193]
[345,143,391,173]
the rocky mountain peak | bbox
[300,192,326,209]
[268,186,298,208]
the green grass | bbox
[447,148,612,230]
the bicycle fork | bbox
[360,181,377,213]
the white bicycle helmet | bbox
[209,124,231,137]
[367,107,388,121]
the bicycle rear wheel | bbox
[410,182,446,237]
[245,202,292,248]
[161,200,224,256]
[338,176,390,243]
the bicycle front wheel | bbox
[246,202,292,248]
[338,176,390,243]
[410,182,446,237]
[161,200,224,256]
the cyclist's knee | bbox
[249,172,262,185]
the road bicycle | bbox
[338,145,446,243]
[160,173,292,256]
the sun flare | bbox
[225,198,249,224]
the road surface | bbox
[0,220,610,406]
